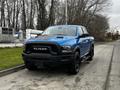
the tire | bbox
[68,52,81,75]
[87,46,94,61]
[25,62,37,71]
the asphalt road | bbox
[0,40,120,90]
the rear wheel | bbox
[68,52,81,75]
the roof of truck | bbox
[49,25,84,28]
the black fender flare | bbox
[73,46,80,54]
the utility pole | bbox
[65,0,68,25]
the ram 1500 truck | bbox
[22,25,94,74]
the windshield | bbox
[42,26,77,36]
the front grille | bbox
[25,43,60,54]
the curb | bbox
[0,65,25,77]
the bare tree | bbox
[36,0,47,30]
[0,0,110,40]
[88,14,109,41]
[48,0,55,26]
[15,0,21,31]
[21,0,26,38]
[0,0,5,27]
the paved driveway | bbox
[0,41,120,90]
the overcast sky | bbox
[108,0,120,29]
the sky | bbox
[108,0,120,30]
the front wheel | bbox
[68,52,81,75]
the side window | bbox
[82,27,89,34]
[78,27,83,36]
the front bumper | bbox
[22,53,74,66]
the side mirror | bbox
[77,35,81,39]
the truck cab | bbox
[22,25,94,74]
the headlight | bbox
[62,46,72,53]
[62,46,71,50]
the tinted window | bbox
[77,27,83,36]
[42,26,77,36]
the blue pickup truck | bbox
[22,25,94,74]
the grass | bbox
[0,47,24,71]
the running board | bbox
[81,56,90,63]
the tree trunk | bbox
[48,0,55,26]
[0,0,5,27]
[37,0,46,30]
[12,0,16,28]
[15,0,19,31]
[21,0,26,38]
